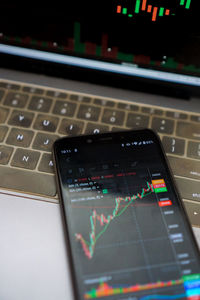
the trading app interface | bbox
[57,133,200,300]
[1,0,200,80]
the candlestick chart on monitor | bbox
[116,0,192,22]
[1,0,199,77]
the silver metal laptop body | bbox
[0,1,199,299]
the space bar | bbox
[0,166,56,197]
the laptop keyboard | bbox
[0,79,199,226]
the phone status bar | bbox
[59,140,154,155]
[61,148,78,154]
[121,140,154,147]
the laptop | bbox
[0,1,199,299]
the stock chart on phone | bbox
[0,0,200,76]
[60,139,200,299]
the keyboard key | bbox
[58,119,84,136]
[46,90,68,99]
[152,117,174,134]
[33,114,59,132]
[8,110,34,127]
[162,136,185,155]
[0,125,8,142]
[33,133,59,152]
[70,94,91,103]
[117,102,139,111]
[28,96,52,112]
[111,127,125,132]
[52,100,76,117]
[175,177,200,202]
[11,149,40,170]
[6,128,34,147]
[0,82,20,90]
[22,86,44,94]
[168,156,200,180]
[0,145,14,165]
[94,98,115,107]
[0,166,56,196]
[3,92,29,108]
[126,113,149,128]
[102,109,125,125]
[141,107,163,115]
[85,123,109,134]
[191,115,200,123]
[183,201,200,227]
[187,141,200,160]
[0,107,9,123]
[0,89,5,102]
[176,121,200,140]
[166,111,187,120]
[77,105,101,121]
[38,153,54,174]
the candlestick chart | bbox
[1,0,199,76]
[71,168,170,262]
[75,180,155,259]
[116,0,192,22]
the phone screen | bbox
[53,129,200,300]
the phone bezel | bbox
[53,129,200,299]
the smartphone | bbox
[53,129,200,300]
